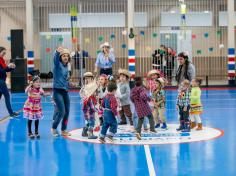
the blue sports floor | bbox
[0,88,236,176]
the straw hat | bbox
[118,68,131,78]
[83,72,94,78]
[147,69,160,77]
[100,42,110,49]
[156,77,165,87]
[59,48,70,56]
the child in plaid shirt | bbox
[131,77,156,140]
[152,78,167,129]
[176,79,191,132]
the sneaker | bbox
[35,133,40,139]
[181,128,190,133]
[88,130,98,139]
[135,133,142,140]
[106,135,114,142]
[161,123,167,130]
[150,129,157,133]
[119,121,127,125]
[61,131,71,136]
[28,133,35,139]
[176,126,184,131]
[82,127,88,137]
[181,123,190,132]
[99,137,106,143]
[144,128,149,132]
[10,112,20,118]
[51,128,59,137]
[155,123,160,128]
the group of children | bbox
[80,68,203,143]
[22,68,203,141]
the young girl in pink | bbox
[23,76,47,139]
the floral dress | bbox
[23,88,44,120]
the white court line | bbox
[144,145,156,176]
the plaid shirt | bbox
[152,89,165,109]
[82,96,97,120]
[131,86,152,118]
[176,89,190,107]
[102,94,118,116]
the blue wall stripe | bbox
[228,65,235,70]
[27,51,34,58]
[129,65,135,72]
[128,50,135,56]
[228,48,235,55]
[28,68,34,72]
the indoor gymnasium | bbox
[0,0,236,175]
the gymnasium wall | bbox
[0,0,235,82]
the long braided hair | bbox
[175,52,190,83]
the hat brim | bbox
[147,70,160,77]
[83,72,94,77]
[100,45,110,49]
[118,69,131,78]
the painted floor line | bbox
[144,145,156,176]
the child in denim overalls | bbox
[99,81,118,143]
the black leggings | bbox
[28,120,39,134]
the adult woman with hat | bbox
[51,47,72,137]
[175,52,195,85]
[94,42,116,76]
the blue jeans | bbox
[0,80,13,115]
[100,110,118,137]
[52,89,70,131]
[179,106,190,123]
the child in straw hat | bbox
[152,78,167,129]
[145,70,160,90]
[81,72,98,139]
[116,69,133,126]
